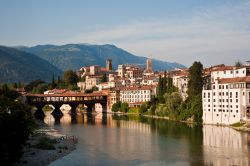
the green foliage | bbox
[149,104,156,115]
[84,86,98,93]
[128,107,140,114]
[33,137,57,150]
[0,88,36,165]
[163,92,182,119]
[157,73,177,103]
[235,61,242,67]
[139,103,148,114]
[31,83,48,94]
[25,79,46,92]
[187,61,203,98]
[112,101,121,112]
[0,84,20,99]
[63,70,78,85]
[120,102,129,113]
[101,73,107,83]
[231,122,244,127]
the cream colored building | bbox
[202,65,250,125]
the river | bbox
[42,111,250,166]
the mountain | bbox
[0,46,62,83]
[19,44,185,71]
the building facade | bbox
[202,65,250,125]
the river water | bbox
[43,111,250,166]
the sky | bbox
[0,0,250,67]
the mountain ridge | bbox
[19,44,185,71]
[0,46,62,83]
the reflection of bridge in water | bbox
[25,92,107,118]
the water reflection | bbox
[41,112,250,166]
[203,125,249,165]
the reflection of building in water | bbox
[203,125,249,165]
[109,118,152,134]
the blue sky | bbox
[0,0,250,67]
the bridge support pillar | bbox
[51,104,63,118]
[86,104,94,113]
[101,102,107,113]
[34,104,45,120]
[69,104,78,115]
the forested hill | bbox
[0,46,62,83]
[19,44,185,71]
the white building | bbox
[172,69,189,100]
[202,65,250,125]
[109,86,157,108]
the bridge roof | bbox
[25,92,107,97]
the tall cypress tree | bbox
[187,61,203,98]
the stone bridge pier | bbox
[34,103,45,120]
[51,103,63,118]
[69,104,79,115]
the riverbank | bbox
[231,122,250,132]
[19,121,77,166]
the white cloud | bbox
[66,1,250,67]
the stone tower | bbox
[146,58,153,73]
[106,59,112,71]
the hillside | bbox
[19,44,185,71]
[0,46,62,83]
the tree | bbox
[13,82,18,89]
[139,103,148,114]
[186,61,204,122]
[64,70,78,85]
[164,92,182,119]
[120,102,129,113]
[51,74,56,89]
[25,79,45,92]
[0,90,36,165]
[112,101,121,112]
[101,73,107,83]
[235,61,242,67]
[187,61,203,98]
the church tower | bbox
[106,59,112,71]
[146,57,153,73]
